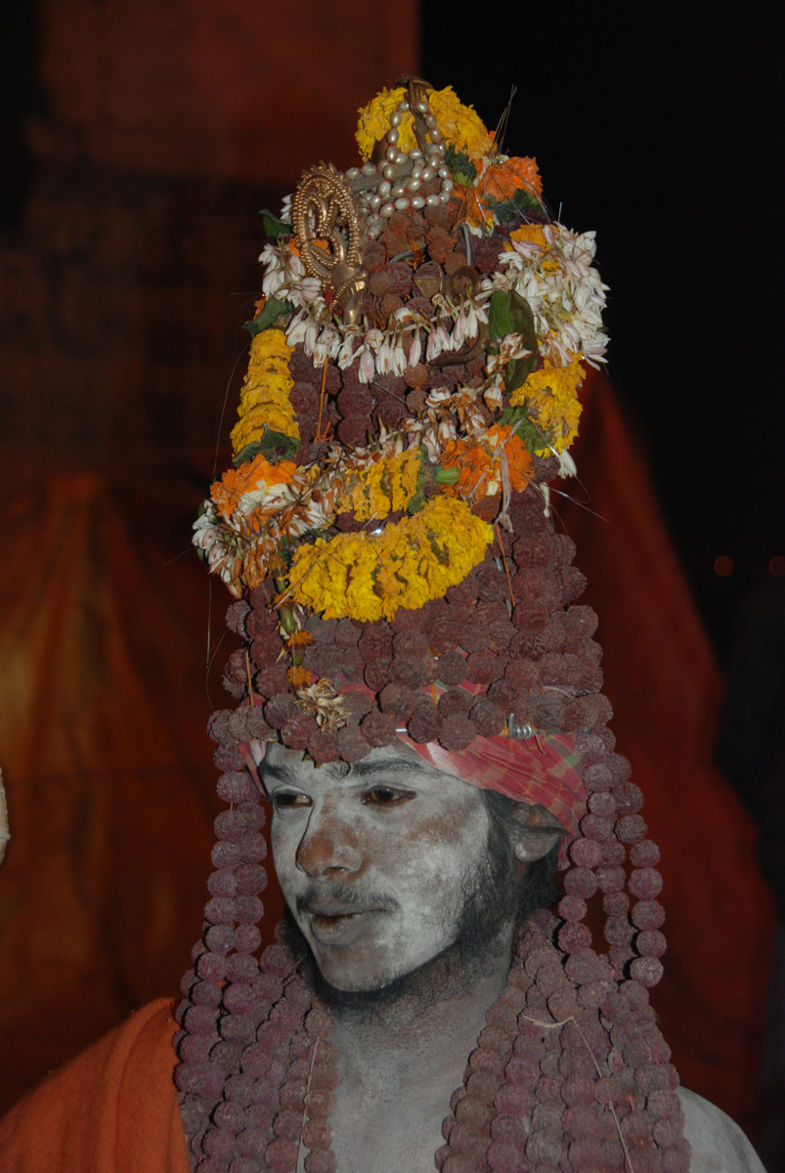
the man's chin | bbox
[279,910,415,1005]
[278,909,507,1013]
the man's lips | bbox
[299,899,391,943]
[301,900,367,918]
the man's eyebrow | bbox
[259,762,298,787]
[347,759,418,780]
[260,758,419,786]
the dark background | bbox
[423,4,783,658]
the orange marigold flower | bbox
[486,425,535,492]
[211,454,296,522]
[440,438,494,498]
[465,156,543,230]
[440,426,533,503]
[289,631,313,648]
[287,666,313,688]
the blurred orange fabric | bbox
[0,998,186,1171]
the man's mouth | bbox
[311,910,362,930]
[300,900,389,943]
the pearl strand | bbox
[346,93,452,228]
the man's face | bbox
[263,741,502,992]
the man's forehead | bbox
[261,740,474,792]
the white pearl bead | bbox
[378,180,391,197]
[369,194,382,210]
[437,165,450,179]
[430,128,443,144]
[362,162,377,175]
[382,163,396,180]
[391,182,405,197]
[395,196,410,211]
[426,194,440,206]
[385,145,398,162]
[421,166,435,182]
[346,167,360,180]
[380,201,395,217]
[389,111,402,127]
[387,127,399,145]
[411,196,426,209]
[408,177,421,192]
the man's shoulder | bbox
[679,1087,767,1172]
[0,998,187,1172]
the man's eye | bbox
[272,791,311,811]
[362,787,415,806]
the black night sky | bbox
[424,4,783,657]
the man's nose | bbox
[295,809,363,877]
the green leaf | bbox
[260,208,292,238]
[433,466,459,485]
[485,190,547,223]
[488,289,536,346]
[243,297,294,336]
[232,428,299,468]
[505,352,538,395]
[406,446,430,515]
[445,144,477,186]
[487,290,537,395]
[497,406,549,451]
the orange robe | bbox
[0,999,187,1171]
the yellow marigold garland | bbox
[336,449,422,522]
[356,86,493,167]
[510,356,586,453]
[287,497,493,622]
[230,328,299,457]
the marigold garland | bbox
[510,355,586,453]
[465,155,544,232]
[355,85,492,165]
[230,328,298,458]
[507,223,549,250]
[440,425,534,501]
[210,454,297,522]
[335,447,422,521]
[287,497,493,622]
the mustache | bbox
[296,882,397,917]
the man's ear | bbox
[506,802,564,862]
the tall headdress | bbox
[178,81,688,1171]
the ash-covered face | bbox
[263,741,508,993]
